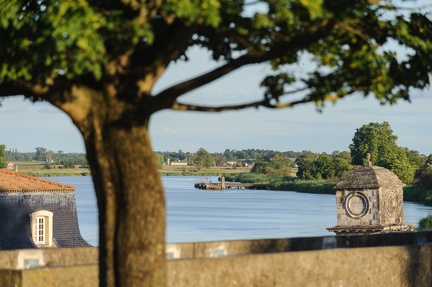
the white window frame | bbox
[30,210,53,247]
[35,216,45,243]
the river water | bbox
[49,176,432,246]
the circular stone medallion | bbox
[346,192,369,219]
[385,192,398,217]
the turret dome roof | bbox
[334,166,404,190]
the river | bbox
[49,176,432,246]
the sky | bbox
[1,47,432,155]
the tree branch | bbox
[127,20,197,97]
[336,22,373,45]
[169,87,359,113]
[150,18,335,113]
[0,75,83,111]
[149,54,260,112]
[171,98,271,112]
[0,79,44,98]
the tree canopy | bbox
[295,151,352,180]
[2,1,432,110]
[1,1,432,286]
[251,151,292,176]
[193,147,214,169]
[414,165,432,189]
[349,121,415,183]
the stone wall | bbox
[0,247,98,269]
[0,232,431,286]
[168,244,432,287]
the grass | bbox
[224,173,432,205]
[223,173,271,183]
[159,165,251,176]
[9,161,250,177]
[10,161,91,177]
[225,173,336,194]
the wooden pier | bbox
[194,177,268,191]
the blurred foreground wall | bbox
[0,232,431,287]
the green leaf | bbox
[300,0,324,19]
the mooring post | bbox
[220,176,225,190]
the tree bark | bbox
[82,114,166,287]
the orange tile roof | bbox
[0,169,75,193]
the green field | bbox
[9,161,251,177]
[10,161,90,177]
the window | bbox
[30,210,53,247]
[35,217,45,243]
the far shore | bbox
[9,161,250,177]
[9,161,431,207]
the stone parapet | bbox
[167,231,431,259]
[0,247,98,270]
[0,232,430,286]
[0,265,98,287]
[168,243,432,287]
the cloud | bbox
[159,127,177,134]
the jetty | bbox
[194,177,268,190]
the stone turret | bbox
[327,162,413,235]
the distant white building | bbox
[167,158,188,166]
[170,161,188,166]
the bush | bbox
[418,215,432,231]
[251,162,270,174]
[43,162,52,169]
[414,166,432,189]
[404,185,432,206]
[270,179,336,194]
[224,173,270,183]
[224,174,335,194]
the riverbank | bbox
[273,180,432,207]
[10,162,432,207]
[223,174,335,194]
[9,161,250,177]
[159,165,251,176]
[9,161,91,177]
[224,173,432,207]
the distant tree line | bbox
[3,145,303,171]
[155,149,305,167]
[4,146,88,169]
[2,121,431,187]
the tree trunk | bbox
[82,115,166,287]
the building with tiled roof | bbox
[0,169,90,249]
